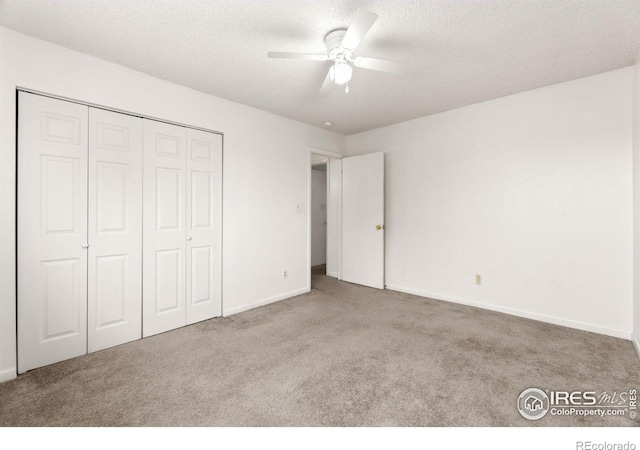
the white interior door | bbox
[143,119,187,337]
[186,129,222,324]
[87,108,143,352]
[18,92,89,373]
[341,152,385,289]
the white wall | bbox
[311,168,328,267]
[633,62,640,358]
[347,68,634,339]
[0,27,345,381]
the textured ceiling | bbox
[1,0,640,135]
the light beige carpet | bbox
[0,270,638,426]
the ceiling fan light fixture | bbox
[329,62,352,85]
[267,9,407,94]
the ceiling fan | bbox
[267,9,408,93]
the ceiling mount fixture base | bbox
[325,29,347,48]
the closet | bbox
[142,120,222,337]
[17,92,222,373]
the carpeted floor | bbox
[0,269,638,427]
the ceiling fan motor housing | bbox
[325,29,352,61]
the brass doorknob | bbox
[376,225,383,230]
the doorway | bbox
[310,157,328,282]
[307,147,342,291]
[307,148,385,292]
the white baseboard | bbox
[223,287,310,317]
[385,284,632,340]
[326,271,338,278]
[632,333,640,361]
[0,367,16,383]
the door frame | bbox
[307,147,343,290]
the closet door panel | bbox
[143,120,187,337]
[18,92,89,373]
[186,129,222,324]
[88,108,143,352]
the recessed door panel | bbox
[97,123,129,151]
[41,258,81,340]
[191,140,213,162]
[191,171,212,229]
[88,107,143,353]
[156,249,182,314]
[40,112,81,144]
[41,156,80,234]
[95,254,127,328]
[18,92,88,373]
[186,128,222,324]
[156,134,181,158]
[96,162,127,233]
[156,167,181,231]
[191,246,212,306]
[143,119,187,337]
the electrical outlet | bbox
[283,270,288,279]
[476,274,482,285]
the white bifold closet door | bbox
[18,93,144,373]
[185,128,223,324]
[87,107,143,352]
[143,120,222,337]
[142,120,187,336]
[18,93,89,373]
[18,92,221,371]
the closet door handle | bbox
[81,243,89,249]
[187,237,192,241]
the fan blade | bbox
[319,69,334,94]
[267,52,329,61]
[341,9,379,50]
[353,56,408,74]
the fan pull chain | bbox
[346,82,349,94]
